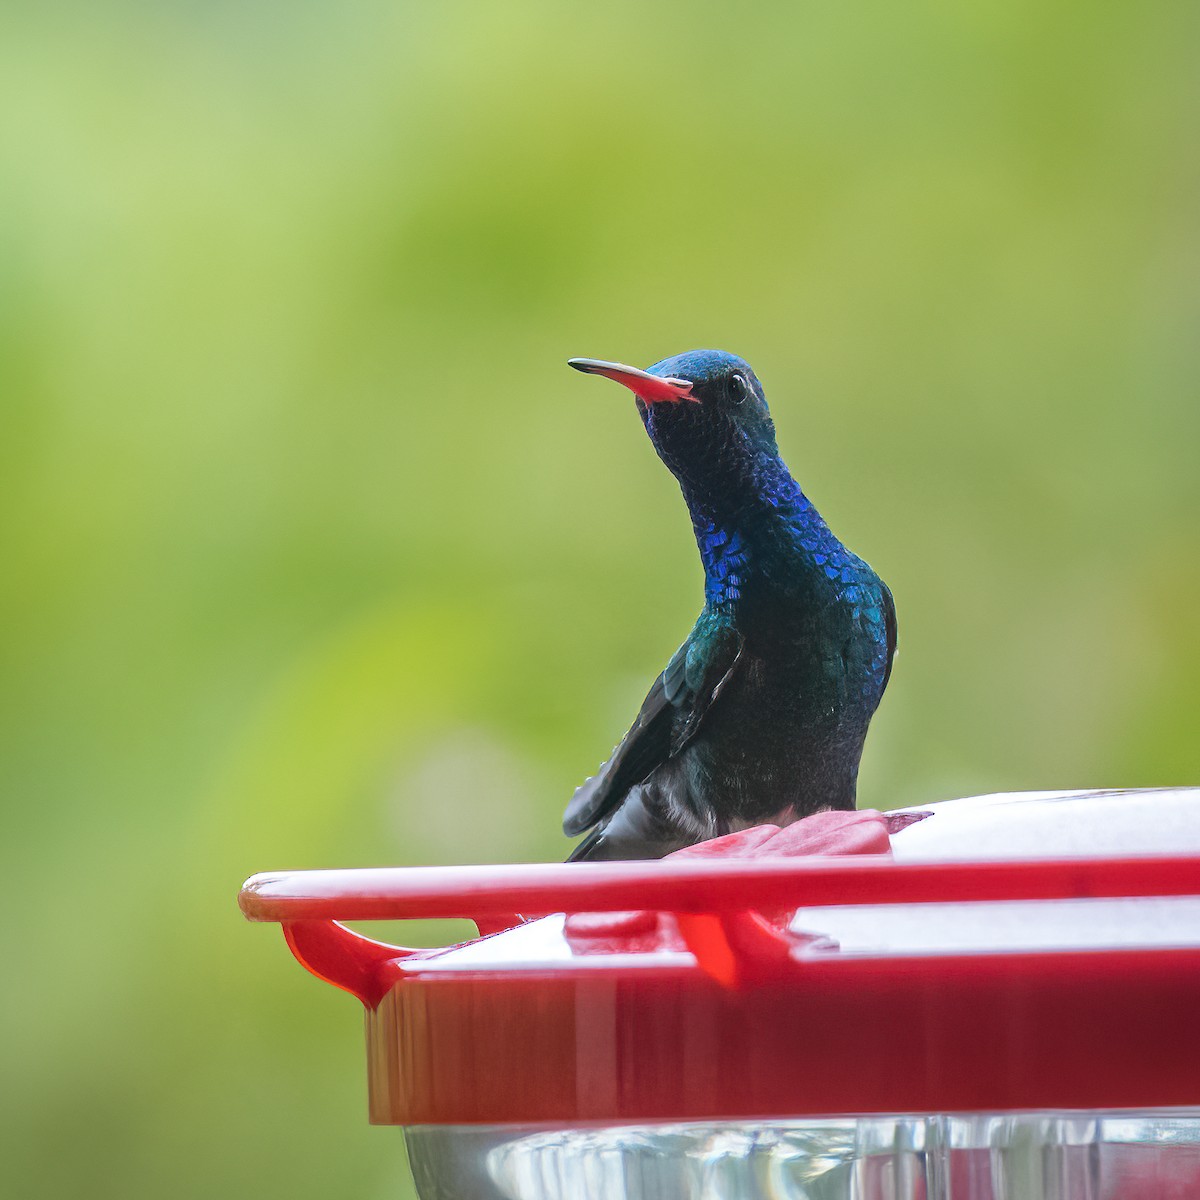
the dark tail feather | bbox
[566,792,694,862]
[566,827,608,862]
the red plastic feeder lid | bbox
[240,788,1200,1126]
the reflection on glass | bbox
[403,1111,1200,1199]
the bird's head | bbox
[568,349,780,507]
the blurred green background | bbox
[2,1,1197,1196]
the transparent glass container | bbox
[405,1111,1200,1200]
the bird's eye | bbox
[728,373,748,405]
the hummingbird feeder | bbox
[240,788,1200,1199]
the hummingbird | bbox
[563,350,896,861]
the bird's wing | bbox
[880,580,898,692]
[562,626,745,837]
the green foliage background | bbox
[3,3,1197,1197]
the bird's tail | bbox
[565,794,694,861]
[565,827,608,862]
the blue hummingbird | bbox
[564,350,896,861]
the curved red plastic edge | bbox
[282,920,412,1007]
[240,853,1200,924]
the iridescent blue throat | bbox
[686,457,840,607]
